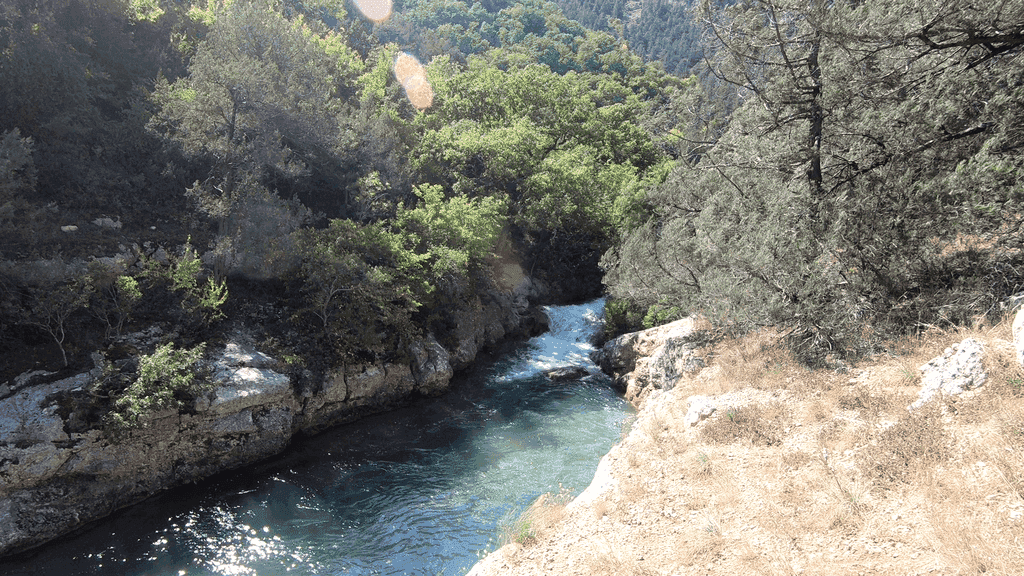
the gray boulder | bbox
[912,338,986,409]
[592,318,705,402]
[1013,306,1024,367]
[545,366,590,381]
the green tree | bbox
[141,238,228,329]
[605,0,1024,355]
[414,53,672,232]
[87,260,143,339]
[393,183,506,291]
[294,220,424,361]
[411,47,684,298]
[151,1,365,217]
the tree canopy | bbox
[4,0,1024,370]
[603,0,1024,357]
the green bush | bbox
[602,297,646,339]
[643,302,684,329]
[294,220,423,362]
[292,184,507,360]
[143,238,228,325]
[106,342,208,432]
[393,183,507,289]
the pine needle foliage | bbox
[603,0,1024,359]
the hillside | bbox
[2,0,684,381]
[471,316,1024,575]
[557,0,702,76]
[3,0,1024,561]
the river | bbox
[0,299,633,576]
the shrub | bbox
[643,302,684,329]
[143,238,228,326]
[294,220,423,362]
[500,489,572,547]
[393,183,507,289]
[292,185,506,360]
[602,297,646,340]
[87,259,142,339]
[106,342,208,432]
[208,182,311,280]
[22,277,94,367]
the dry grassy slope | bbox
[470,321,1024,576]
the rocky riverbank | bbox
[469,312,1024,576]
[0,279,549,558]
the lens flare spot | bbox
[353,0,392,23]
[393,52,434,110]
[404,76,434,110]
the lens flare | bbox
[393,52,434,110]
[353,0,392,23]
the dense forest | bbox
[1,0,1023,427]
[0,0,687,427]
[557,0,704,76]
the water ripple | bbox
[0,299,633,576]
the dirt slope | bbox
[471,324,1024,576]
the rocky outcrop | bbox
[911,337,988,409]
[592,318,705,404]
[1013,305,1024,367]
[544,366,590,381]
[0,352,301,557]
[684,394,718,427]
[0,287,547,558]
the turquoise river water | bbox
[0,299,634,576]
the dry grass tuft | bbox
[780,449,813,470]
[588,549,659,576]
[700,401,789,447]
[674,526,725,568]
[1001,408,1024,449]
[805,395,836,422]
[836,386,898,418]
[693,450,714,477]
[857,400,950,487]
[592,498,615,520]
[694,327,848,397]
[500,490,571,547]
[983,338,1024,399]
[929,506,1024,575]
[705,329,797,390]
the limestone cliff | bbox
[591,318,706,403]
[0,286,548,558]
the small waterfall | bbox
[502,298,605,378]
